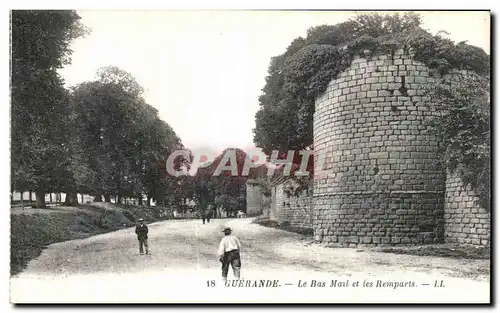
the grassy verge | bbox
[253,218,314,237]
[377,244,490,260]
[253,218,489,261]
[10,204,174,276]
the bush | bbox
[426,74,490,210]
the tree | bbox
[11,12,191,208]
[69,67,190,206]
[11,10,88,208]
[194,148,256,215]
[253,12,489,160]
[69,80,113,204]
[426,74,490,210]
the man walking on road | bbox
[135,218,150,255]
[218,227,241,280]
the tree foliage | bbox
[11,11,191,207]
[426,74,490,210]
[11,10,88,207]
[69,67,190,205]
[253,12,490,157]
[193,148,259,214]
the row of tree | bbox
[11,10,192,208]
[10,10,262,213]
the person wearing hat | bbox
[135,218,150,255]
[218,227,241,280]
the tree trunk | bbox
[138,197,143,206]
[80,194,84,203]
[64,193,71,206]
[117,196,122,204]
[49,193,53,203]
[104,194,111,202]
[20,191,24,209]
[64,191,79,206]
[35,191,46,208]
[29,191,33,202]
[147,195,151,206]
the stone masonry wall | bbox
[261,194,271,218]
[445,170,490,246]
[270,181,313,229]
[313,48,447,247]
[246,181,263,216]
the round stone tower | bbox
[313,48,447,247]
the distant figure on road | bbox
[202,205,213,224]
[218,227,241,280]
[135,218,150,255]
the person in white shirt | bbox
[218,227,241,280]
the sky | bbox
[58,10,490,164]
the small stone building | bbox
[246,179,264,217]
[245,164,272,217]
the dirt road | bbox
[10,218,490,303]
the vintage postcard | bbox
[9,9,491,304]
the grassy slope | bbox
[10,204,174,276]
